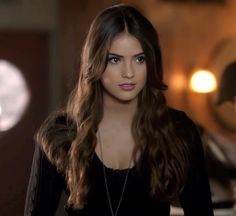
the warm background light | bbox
[190,69,217,93]
[0,60,30,131]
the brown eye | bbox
[136,55,145,64]
[108,56,120,64]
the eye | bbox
[136,55,145,64]
[108,56,120,64]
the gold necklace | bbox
[97,129,131,216]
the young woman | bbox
[24,4,214,216]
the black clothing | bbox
[24,109,214,216]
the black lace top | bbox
[24,109,214,216]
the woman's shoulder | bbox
[168,107,196,129]
[35,110,77,171]
[44,110,76,131]
[167,107,206,164]
[168,107,201,146]
[36,110,77,144]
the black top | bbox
[24,109,214,216]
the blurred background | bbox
[0,0,236,215]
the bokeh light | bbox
[190,69,217,93]
[0,60,30,131]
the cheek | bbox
[100,76,108,86]
[100,72,114,89]
[139,68,147,85]
[101,67,119,85]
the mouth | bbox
[118,83,136,91]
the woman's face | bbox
[100,32,147,103]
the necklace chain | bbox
[97,129,131,216]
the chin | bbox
[115,95,138,103]
[103,89,140,103]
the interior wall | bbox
[58,0,119,100]
[0,31,49,216]
[0,0,57,30]
[0,1,58,215]
[121,0,236,142]
[0,0,60,111]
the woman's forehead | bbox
[108,32,143,55]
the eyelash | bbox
[136,55,145,64]
[108,57,120,64]
[107,55,146,64]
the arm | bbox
[24,144,65,216]
[179,114,214,216]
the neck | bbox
[102,93,137,125]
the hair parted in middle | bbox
[37,4,190,209]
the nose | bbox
[122,62,134,79]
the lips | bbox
[118,83,136,91]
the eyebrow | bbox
[108,52,145,58]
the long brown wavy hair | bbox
[36,4,189,209]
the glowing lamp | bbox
[189,70,217,93]
[0,60,30,132]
